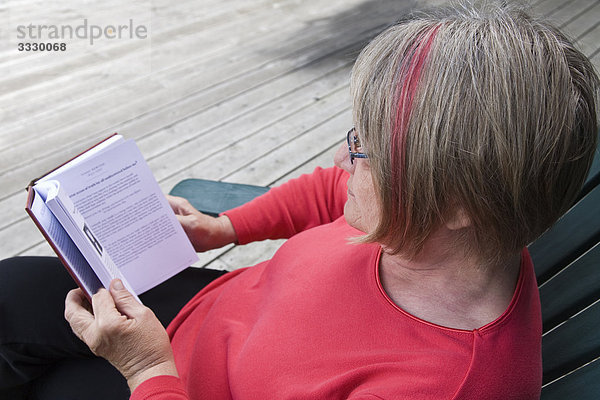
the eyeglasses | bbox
[347,127,368,164]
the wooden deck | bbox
[1,0,599,271]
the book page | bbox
[28,187,103,298]
[44,139,198,294]
[39,135,124,182]
[39,180,140,302]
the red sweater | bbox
[132,167,542,399]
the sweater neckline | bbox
[371,246,527,335]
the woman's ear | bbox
[445,207,472,230]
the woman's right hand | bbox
[167,195,238,252]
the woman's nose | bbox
[334,142,354,173]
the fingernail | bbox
[113,279,124,290]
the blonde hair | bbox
[351,1,599,263]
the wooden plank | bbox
[217,239,287,271]
[532,0,575,18]
[575,19,600,57]
[192,245,235,269]
[0,16,383,197]
[149,78,351,186]
[1,0,355,87]
[126,58,351,164]
[0,214,51,257]
[0,191,27,230]
[0,0,159,62]
[1,0,170,36]
[271,141,340,187]
[0,0,379,152]
[0,0,326,147]
[225,109,352,186]
[13,241,54,257]
[530,0,556,10]
[539,242,600,331]
[559,0,600,38]
[0,0,257,95]
[137,59,352,168]
[157,103,350,190]
[541,357,600,400]
[0,0,227,75]
[542,300,600,384]
[156,89,349,190]
[0,0,311,130]
[200,256,233,272]
[529,183,600,284]
[539,0,596,25]
[532,0,600,63]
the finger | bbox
[166,195,191,214]
[177,213,202,227]
[178,198,200,216]
[175,214,188,225]
[71,287,93,313]
[65,288,92,320]
[65,287,86,304]
[90,288,124,327]
[165,194,179,209]
[109,279,147,319]
[64,289,96,340]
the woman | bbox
[2,2,598,399]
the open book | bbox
[26,134,199,302]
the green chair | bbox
[170,178,270,217]
[529,133,600,399]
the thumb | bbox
[109,279,144,318]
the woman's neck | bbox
[378,229,521,330]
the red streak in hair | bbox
[391,25,440,221]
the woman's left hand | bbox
[64,279,178,392]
